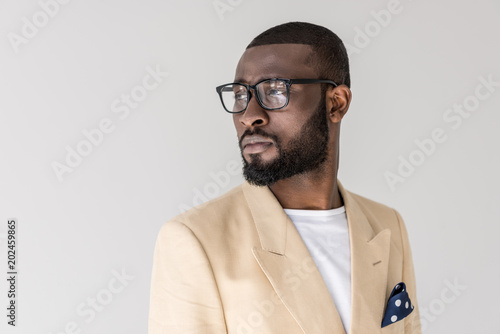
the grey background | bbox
[1,0,499,333]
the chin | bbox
[246,151,278,164]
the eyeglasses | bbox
[215,78,338,113]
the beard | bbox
[240,98,330,186]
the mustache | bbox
[239,128,279,149]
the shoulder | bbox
[342,186,405,233]
[347,189,398,215]
[174,183,246,220]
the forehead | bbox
[234,44,316,83]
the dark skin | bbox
[233,44,352,210]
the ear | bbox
[326,85,352,123]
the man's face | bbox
[232,44,330,186]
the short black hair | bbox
[246,22,350,88]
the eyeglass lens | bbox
[220,79,288,113]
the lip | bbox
[244,142,273,154]
[241,134,274,154]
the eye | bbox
[263,79,287,97]
[267,89,284,96]
[235,92,248,101]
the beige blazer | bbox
[149,181,421,333]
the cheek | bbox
[268,112,306,143]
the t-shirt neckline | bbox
[283,206,346,217]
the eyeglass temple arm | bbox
[289,79,338,87]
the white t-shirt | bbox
[284,206,351,333]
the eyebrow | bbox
[233,75,285,84]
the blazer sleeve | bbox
[148,220,227,334]
[394,210,422,334]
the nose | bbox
[236,91,269,128]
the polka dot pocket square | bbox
[381,282,414,328]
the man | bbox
[149,22,421,333]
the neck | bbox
[268,156,343,210]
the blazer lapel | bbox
[338,182,392,334]
[243,182,346,334]
[242,181,392,333]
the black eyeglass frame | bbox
[215,78,338,114]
